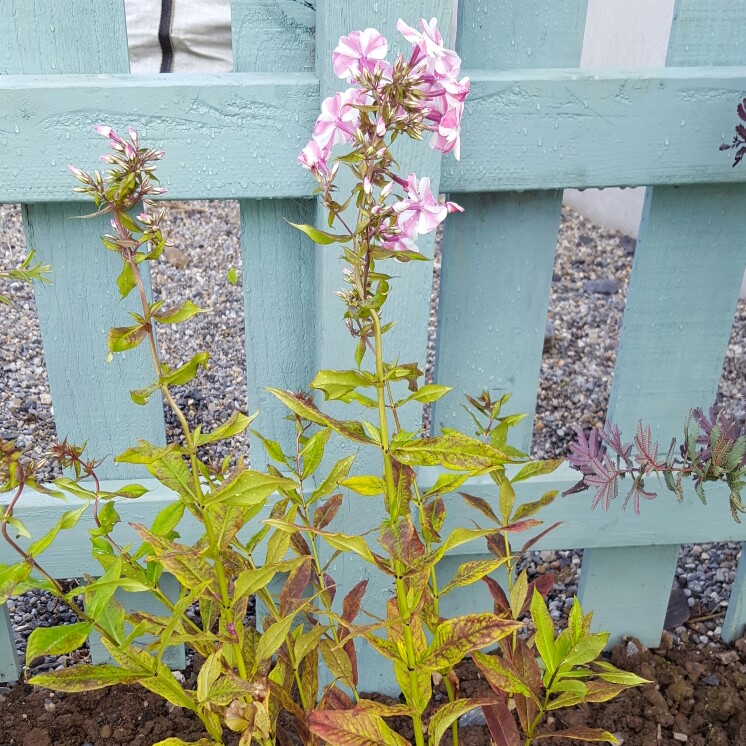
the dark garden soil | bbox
[3,633,746,746]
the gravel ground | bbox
[1,199,745,667]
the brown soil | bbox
[3,635,746,746]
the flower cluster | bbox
[297,17,468,256]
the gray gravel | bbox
[1,199,745,666]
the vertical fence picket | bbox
[313,0,454,693]
[0,604,19,683]
[433,0,588,621]
[3,0,187,674]
[579,0,746,646]
[232,0,317,470]
[666,0,746,643]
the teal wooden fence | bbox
[2,0,746,693]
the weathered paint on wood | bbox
[0,604,20,683]
[580,0,746,647]
[3,68,746,203]
[669,0,746,644]
[231,0,315,73]
[433,0,586,628]
[22,203,166,479]
[0,0,129,76]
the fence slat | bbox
[433,0,587,621]
[0,604,20,683]
[579,0,746,648]
[313,0,454,695]
[5,69,746,203]
[3,0,178,675]
[669,0,746,645]
[231,0,315,73]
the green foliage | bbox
[0,61,646,746]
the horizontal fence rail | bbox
[1,0,746,696]
[1,68,746,202]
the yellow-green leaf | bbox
[26,622,92,665]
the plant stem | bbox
[370,308,426,746]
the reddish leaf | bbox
[483,702,521,746]
[379,515,424,566]
[460,492,499,523]
[482,576,510,614]
[343,637,359,687]
[533,725,620,743]
[738,98,746,122]
[309,709,409,746]
[486,532,507,559]
[291,531,313,557]
[324,684,355,711]
[280,558,312,615]
[500,518,542,533]
[519,522,562,555]
[323,573,337,605]
[342,579,368,625]
[316,493,344,530]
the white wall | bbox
[563,0,676,238]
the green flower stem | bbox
[117,212,248,683]
[370,310,426,746]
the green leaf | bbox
[150,501,185,538]
[530,588,557,674]
[401,384,452,405]
[3,515,31,539]
[286,221,350,245]
[26,622,92,665]
[116,262,137,299]
[391,434,509,472]
[320,638,353,687]
[513,490,559,521]
[130,382,159,405]
[233,559,303,601]
[341,475,386,496]
[309,710,409,746]
[0,562,32,603]
[108,324,148,353]
[311,454,356,503]
[196,411,256,446]
[227,266,238,286]
[499,479,515,525]
[204,469,296,507]
[147,454,197,501]
[312,369,373,401]
[439,558,507,596]
[512,459,562,483]
[267,388,372,444]
[420,614,522,670]
[115,441,177,465]
[28,504,88,556]
[423,472,470,498]
[301,428,331,479]
[159,352,210,387]
[295,624,327,664]
[152,739,219,746]
[28,664,141,691]
[509,570,528,618]
[428,699,490,746]
[256,608,301,662]
[154,299,206,324]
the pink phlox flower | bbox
[312,88,365,149]
[379,217,420,253]
[94,124,135,158]
[333,28,389,81]
[446,200,463,214]
[298,139,330,175]
[392,173,447,239]
[430,105,463,160]
[397,17,461,81]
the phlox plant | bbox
[1,18,646,746]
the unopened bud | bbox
[376,117,386,137]
[380,182,394,199]
[363,176,372,195]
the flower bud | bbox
[380,182,394,199]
